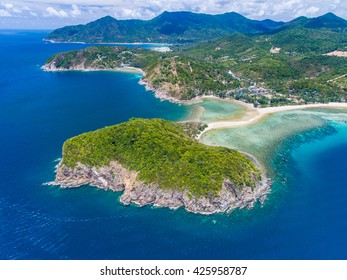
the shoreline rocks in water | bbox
[48,160,271,215]
[138,79,182,104]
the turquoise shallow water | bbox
[1,30,347,260]
[192,99,247,122]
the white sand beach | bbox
[200,102,347,136]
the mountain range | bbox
[45,11,347,43]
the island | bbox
[49,118,269,214]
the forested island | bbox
[51,118,269,214]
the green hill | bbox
[61,118,261,197]
[266,27,347,54]
[270,12,347,34]
[181,28,347,105]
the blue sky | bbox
[0,0,346,29]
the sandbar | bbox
[199,102,347,138]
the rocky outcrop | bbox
[42,62,114,72]
[138,79,182,103]
[42,62,93,72]
[48,160,270,215]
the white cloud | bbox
[295,6,320,18]
[1,2,21,13]
[119,7,155,19]
[0,8,11,17]
[120,8,140,18]
[44,6,68,17]
[305,6,320,16]
[12,8,21,13]
[71,4,81,17]
[30,11,37,17]
[2,3,13,9]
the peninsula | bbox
[44,12,347,107]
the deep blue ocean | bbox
[1,30,347,260]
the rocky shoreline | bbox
[42,64,145,75]
[47,160,271,215]
[42,61,259,107]
[138,78,182,104]
[42,61,180,103]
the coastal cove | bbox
[1,31,347,259]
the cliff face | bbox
[50,161,270,215]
